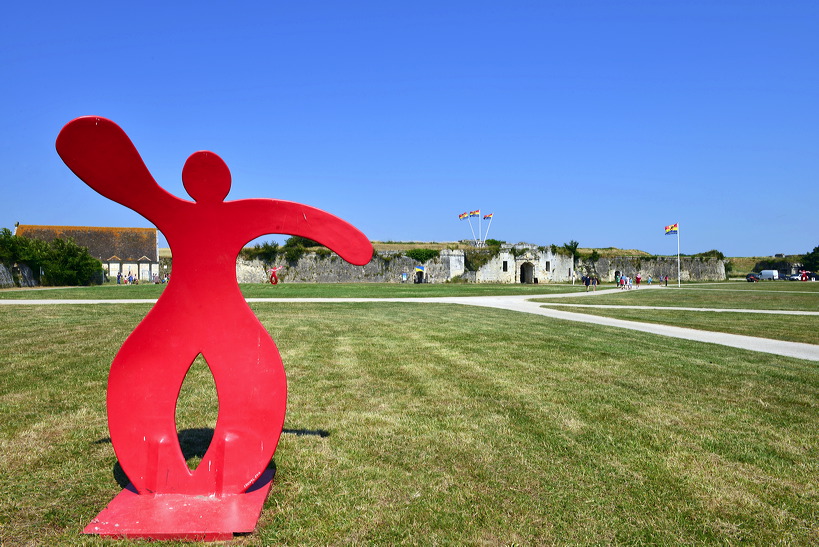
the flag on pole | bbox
[458,212,468,220]
[415,266,425,272]
[665,223,678,235]
[469,210,480,217]
[483,213,493,220]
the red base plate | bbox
[83,469,274,541]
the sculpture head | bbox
[182,151,231,203]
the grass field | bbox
[1,287,818,545]
[0,282,588,300]
[536,282,819,345]
[548,282,819,311]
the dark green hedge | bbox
[0,228,103,286]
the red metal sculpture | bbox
[268,266,284,284]
[56,117,372,540]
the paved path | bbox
[532,302,819,316]
[437,294,819,362]
[3,289,818,362]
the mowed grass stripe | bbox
[536,282,819,312]
[1,303,817,545]
[536,305,819,345]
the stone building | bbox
[14,225,160,282]
[462,244,574,283]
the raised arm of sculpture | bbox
[55,116,179,226]
[228,198,373,266]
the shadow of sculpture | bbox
[97,427,326,488]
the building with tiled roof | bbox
[15,225,160,281]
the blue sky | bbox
[1,1,817,257]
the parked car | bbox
[746,273,760,282]
[787,274,802,281]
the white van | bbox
[760,270,779,280]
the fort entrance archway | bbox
[520,262,535,284]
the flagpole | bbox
[479,213,483,245]
[467,216,477,245]
[677,223,681,287]
[484,216,494,241]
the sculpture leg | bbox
[189,320,287,494]
[107,319,199,494]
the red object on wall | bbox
[269,266,283,285]
[56,117,372,539]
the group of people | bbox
[116,271,137,285]
[115,271,169,285]
[615,273,646,290]
[613,273,670,289]
[581,274,599,291]
[615,273,640,290]
[580,273,669,290]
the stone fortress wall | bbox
[576,255,726,283]
[0,263,37,289]
[237,250,466,284]
[235,244,726,284]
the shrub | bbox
[240,241,279,263]
[0,228,102,286]
[42,238,104,286]
[284,236,322,249]
[404,248,440,263]
[464,247,501,271]
[589,250,600,262]
[284,245,306,264]
[694,249,725,260]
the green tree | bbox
[803,245,819,271]
[0,227,50,280]
[563,240,579,273]
[0,228,102,286]
[0,228,18,265]
[42,238,103,286]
